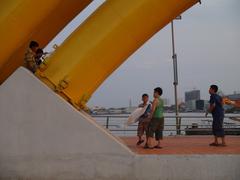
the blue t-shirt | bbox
[139,104,151,118]
[209,94,224,118]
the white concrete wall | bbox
[134,155,240,180]
[0,67,134,179]
[0,67,239,180]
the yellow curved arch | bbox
[38,0,199,109]
[0,0,92,83]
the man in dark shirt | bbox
[206,85,226,146]
[136,94,151,145]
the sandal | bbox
[219,144,227,147]
[144,144,154,149]
[154,145,162,149]
[209,143,219,146]
[136,140,144,146]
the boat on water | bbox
[185,127,240,135]
[185,121,240,135]
[229,117,240,122]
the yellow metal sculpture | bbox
[0,0,199,109]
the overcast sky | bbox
[45,0,240,108]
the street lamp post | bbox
[171,17,181,135]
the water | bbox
[93,113,240,136]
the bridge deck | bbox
[120,136,240,155]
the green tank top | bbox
[153,97,164,118]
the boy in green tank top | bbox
[145,87,164,149]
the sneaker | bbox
[136,140,144,146]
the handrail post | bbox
[178,117,182,135]
[106,116,109,129]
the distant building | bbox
[186,100,196,111]
[185,90,201,111]
[186,99,208,111]
[185,90,200,102]
[196,100,204,110]
[129,98,132,108]
[108,108,123,114]
[196,100,209,111]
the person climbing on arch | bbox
[24,40,39,73]
[35,48,44,66]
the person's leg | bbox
[145,129,153,148]
[144,123,150,148]
[141,119,150,146]
[145,133,153,148]
[149,119,160,148]
[209,136,218,146]
[147,137,154,148]
[144,136,148,147]
[210,118,219,146]
[154,131,162,148]
[221,136,226,146]
[155,118,164,148]
[145,120,155,149]
[137,136,144,145]
[214,136,218,144]
[143,119,150,137]
[214,117,226,146]
[219,117,226,146]
[137,120,144,145]
[154,126,160,148]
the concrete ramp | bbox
[0,67,133,179]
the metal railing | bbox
[91,114,240,136]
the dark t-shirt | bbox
[139,104,151,118]
[209,94,224,118]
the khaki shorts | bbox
[147,117,164,140]
[137,117,150,137]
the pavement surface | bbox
[121,136,240,155]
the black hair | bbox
[154,87,163,96]
[29,41,39,48]
[142,93,149,98]
[36,48,43,54]
[210,84,218,93]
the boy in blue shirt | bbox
[136,94,151,145]
[206,85,226,146]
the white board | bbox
[125,105,149,126]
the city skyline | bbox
[91,89,240,109]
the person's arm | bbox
[205,96,215,117]
[208,103,215,113]
[146,104,151,117]
[150,98,158,119]
[29,58,37,72]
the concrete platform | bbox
[0,67,240,180]
[121,136,240,155]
